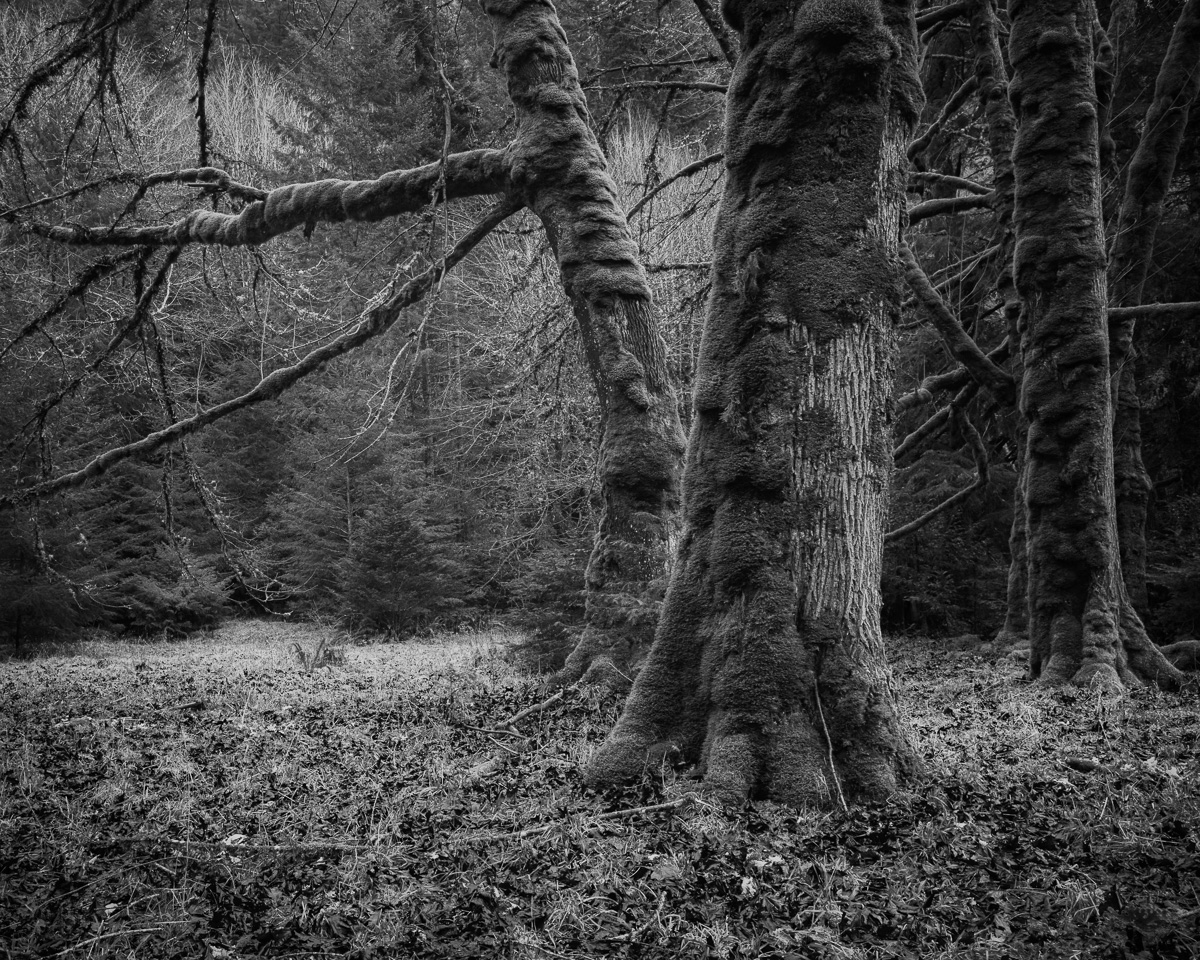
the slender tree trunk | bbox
[968,0,1026,648]
[481,0,686,685]
[1107,0,1200,610]
[1008,0,1182,689]
[587,0,923,805]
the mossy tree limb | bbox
[1008,0,1183,689]
[480,0,686,685]
[587,0,923,805]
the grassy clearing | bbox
[1,622,1197,959]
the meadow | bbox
[1,621,1197,959]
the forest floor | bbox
[1,620,1198,960]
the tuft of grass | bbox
[1,622,1197,958]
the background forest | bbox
[1,0,1198,653]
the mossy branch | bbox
[11,151,510,247]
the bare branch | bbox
[11,151,510,247]
[0,197,523,509]
[626,151,723,219]
[899,241,1014,403]
[886,408,989,542]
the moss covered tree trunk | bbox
[1009,0,1182,689]
[1107,0,1200,610]
[587,0,923,805]
[482,0,686,684]
[968,0,1027,648]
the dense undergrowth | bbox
[1,621,1198,959]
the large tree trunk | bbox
[481,0,686,685]
[967,0,1027,648]
[1106,0,1200,611]
[587,0,923,805]
[1008,0,1182,689]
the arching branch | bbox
[11,151,510,247]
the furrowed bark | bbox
[480,0,686,686]
[1106,0,1200,609]
[1009,0,1182,689]
[588,0,923,805]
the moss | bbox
[587,0,921,806]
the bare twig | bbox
[627,152,724,220]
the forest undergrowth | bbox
[1,621,1197,959]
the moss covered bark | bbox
[481,0,686,685]
[1009,0,1182,689]
[1106,0,1200,610]
[968,0,1028,649]
[586,0,923,805]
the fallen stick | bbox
[500,688,566,729]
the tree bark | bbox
[587,0,923,805]
[968,0,1027,649]
[1106,0,1200,610]
[1008,0,1183,689]
[480,0,687,686]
